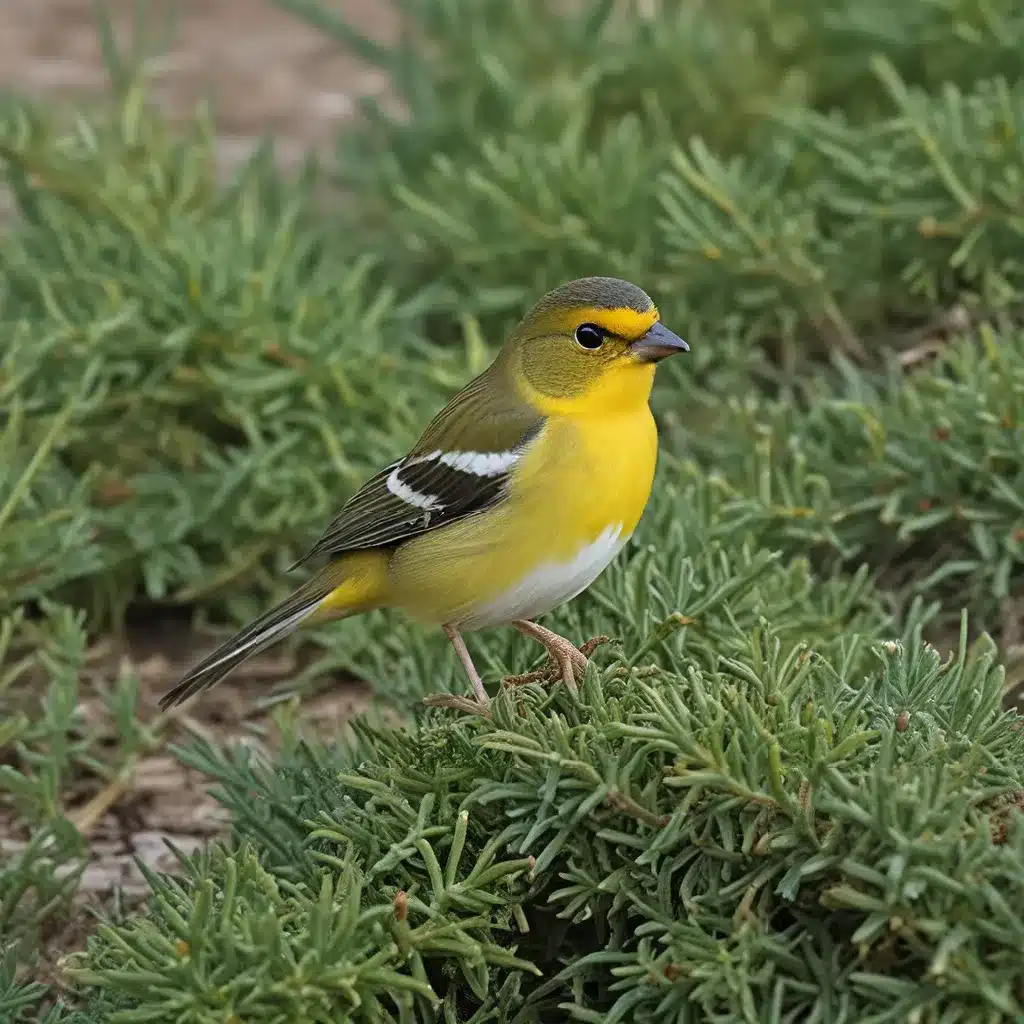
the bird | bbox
[158,277,688,716]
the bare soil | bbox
[2,625,375,994]
[2,0,397,169]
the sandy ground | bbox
[2,0,397,169]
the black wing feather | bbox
[290,415,543,567]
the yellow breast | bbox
[387,394,659,629]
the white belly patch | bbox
[459,523,628,630]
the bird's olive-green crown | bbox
[524,277,656,321]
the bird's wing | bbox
[291,371,544,565]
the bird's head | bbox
[500,277,688,415]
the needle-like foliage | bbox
[70,614,1024,1022]
[0,89,471,628]
[3,0,1024,1019]
[671,323,1024,637]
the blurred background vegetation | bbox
[3,0,1024,1020]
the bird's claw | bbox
[422,693,493,719]
[578,635,611,658]
[503,635,611,692]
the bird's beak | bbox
[629,321,689,363]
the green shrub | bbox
[0,604,147,962]
[0,90,471,627]
[73,616,1024,1021]
[3,0,1024,1018]
[667,324,1024,636]
[307,0,1024,365]
[1,947,85,1024]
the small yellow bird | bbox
[159,277,687,715]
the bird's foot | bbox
[578,635,612,658]
[510,622,611,693]
[502,650,581,690]
[544,638,588,692]
[432,623,493,717]
[422,692,493,718]
[502,668,550,688]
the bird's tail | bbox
[158,552,388,710]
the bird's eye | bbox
[574,323,605,350]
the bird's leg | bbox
[512,620,588,693]
[422,624,492,717]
